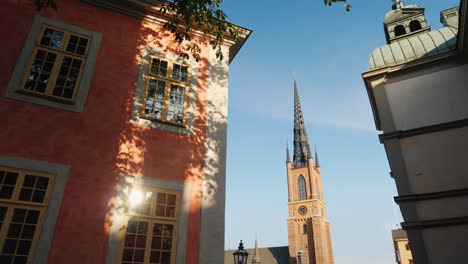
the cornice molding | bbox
[79,0,252,62]
[379,118,468,143]
[402,216,468,229]
[395,188,468,203]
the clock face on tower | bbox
[298,206,307,215]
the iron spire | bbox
[292,78,312,167]
[315,145,320,168]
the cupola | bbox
[384,1,431,44]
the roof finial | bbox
[315,145,320,168]
[286,142,291,163]
[392,0,404,10]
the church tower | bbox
[286,80,334,264]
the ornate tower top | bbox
[292,79,312,168]
[384,1,430,44]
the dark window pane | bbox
[23,175,36,188]
[150,251,161,263]
[51,31,64,49]
[153,224,163,236]
[62,88,73,98]
[155,205,165,217]
[157,193,166,204]
[40,28,54,46]
[12,209,26,223]
[18,189,33,202]
[161,252,171,264]
[69,35,78,44]
[25,210,40,225]
[16,240,31,255]
[66,36,78,53]
[172,64,180,80]
[135,235,146,248]
[2,239,17,254]
[124,234,135,247]
[165,206,175,218]
[151,236,162,249]
[35,82,46,93]
[167,195,176,206]
[122,249,133,261]
[78,38,88,47]
[137,222,148,234]
[13,256,27,264]
[7,224,22,238]
[21,225,35,239]
[72,59,82,69]
[133,249,145,262]
[162,238,172,250]
[0,186,14,199]
[0,255,13,264]
[46,53,57,62]
[4,172,18,185]
[35,177,49,190]
[36,50,46,60]
[32,190,45,203]
[126,221,137,233]
[76,46,86,55]
[0,207,7,220]
[163,225,173,237]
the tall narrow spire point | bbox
[292,79,312,167]
[286,142,291,163]
[315,145,320,168]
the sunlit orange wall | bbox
[0,0,210,263]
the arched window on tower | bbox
[409,20,422,32]
[394,25,406,37]
[297,176,307,200]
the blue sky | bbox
[223,0,459,263]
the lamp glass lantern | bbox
[233,240,249,264]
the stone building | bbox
[225,80,334,264]
[362,0,468,263]
[0,0,250,263]
[392,229,414,264]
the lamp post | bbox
[233,240,249,264]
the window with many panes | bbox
[120,186,180,264]
[0,167,54,264]
[142,56,190,125]
[19,24,91,102]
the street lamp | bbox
[233,240,249,264]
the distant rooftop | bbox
[392,229,408,240]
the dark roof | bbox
[392,229,408,240]
[225,246,289,264]
[292,79,312,168]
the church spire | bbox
[286,143,291,163]
[293,78,312,168]
[315,145,320,168]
